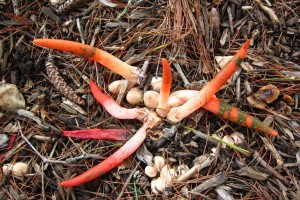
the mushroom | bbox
[151,77,162,91]
[143,90,159,109]
[108,80,134,94]
[3,162,29,176]
[126,87,143,105]
[230,132,245,145]
[145,166,158,178]
[161,164,177,184]
[154,156,166,171]
[151,177,167,194]
[156,59,172,117]
[166,40,250,123]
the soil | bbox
[0,0,299,199]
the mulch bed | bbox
[0,0,299,199]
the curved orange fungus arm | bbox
[203,96,278,137]
[33,39,140,82]
[167,40,250,123]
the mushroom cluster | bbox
[144,156,178,194]
[32,39,277,188]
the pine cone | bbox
[46,54,85,105]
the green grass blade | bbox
[183,126,251,156]
[117,0,133,20]
[209,135,251,156]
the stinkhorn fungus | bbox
[32,38,278,188]
[156,58,172,117]
[203,96,278,136]
[167,40,250,123]
[61,123,150,187]
[168,90,278,136]
[61,82,161,187]
[58,128,129,141]
[33,39,141,83]
[90,80,147,121]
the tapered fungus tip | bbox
[270,130,278,137]
[243,39,250,51]
[60,182,68,187]
[161,58,168,66]
[60,180,78,187]
[32,38,47,46]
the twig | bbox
[189,172,227,199]
[17,121,103,165]
[253,0,280,25]
[65,154,104,163]
[43,140,60,171]
[58,0,94,13]
[11,0,20,15]
[76,18,85,44]
[116,80,129,104]
[138,59,150,85]
[227,6,234,34]
[90,25,101,46]
[15,109,49,130]
[183,126,218,145]
[18,121,66,164]
[177,154,214,182]
[260,136,284,167]
[116,162,140,200]
[215,186,235,200]
[0,134,31,164]
[236,77,241,102]
[252,151,290,186]
[100,0,117,7]
[61,98,87,115]
[173,62,190,86]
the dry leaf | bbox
[247,84,280,109]
[247,95,267,109]
[254,84,280,103]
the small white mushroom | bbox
[230,132,245,145]
[3,162,29,176]
[154,156,166,171]
[210,147,217,157]
[151,77,162,91]
[145,166,158,178]
[108,80,133,94]
[126,87,143,105]
[143,90,159,109]
[50,0,64,5]
[151,177,167,194]
[161,164,177,184]
[176,164,189,176]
